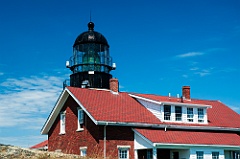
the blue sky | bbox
[0,0,239,148]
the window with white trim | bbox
[164,105,171,120]
[60,111,66,134]
[118,146,130,159]
[80,147,87,157]
[147,149,153,159]
[175,106,182,121]
[198,108,204,123]
[196,151,204,159]
[212,152,219,159]
[187,108,194,122]
[77,108,84,131]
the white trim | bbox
[66,88,98,125]
[77,108,84,131]
[41,89,69,135]
[132,128,153,146]
[117,145,131,149]
[80,146,87,150]
[41,87,98,135]
[59,111,66,134]
[80,146,87,157]
[153,143,240,150]
[129,94,212,108]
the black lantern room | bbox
[66,22,116,89]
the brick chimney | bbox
[182,86,190,100]
[109,78,119,93]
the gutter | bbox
[96,121,240,132]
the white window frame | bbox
[77,108,84,131]
[196,151,204,159]
[117,145,130,159]
[60,111,66,134]
[80,146,87,157]
[212,152,219,159]
[175,106,182,121]
[164,105,171,121]
[147,149,153,159]
[198,108,204,123]
[187,107,194,122]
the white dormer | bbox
[129,94,211,124]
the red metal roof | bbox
[135,128,240,146]
[30,140,48,149]
[67,87,162,124]
[135,93,240,128]
[66,87,240,128]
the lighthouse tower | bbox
[66,22,116,89]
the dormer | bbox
[129,86,212,125]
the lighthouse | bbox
[66,22,116,89]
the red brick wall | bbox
[48,96,134,158]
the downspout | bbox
[104,122,108,159]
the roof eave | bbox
[41,89,69,135]
[153,143,240,150]
[96,120,240,132]
[129,94,212,108]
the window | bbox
[187,108,194,122]
[175,106,182,121]
[164,105,171,120]
[60,111,66,134]
[196,151,204,159]
[212,152,219,159]
[147,149,153,159]
[80,147,87,157]
[198,108,204,123]
[77,108,84,131]
[233,151,240,159]
[117,146,130,159]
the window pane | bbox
[175,106,182,121]
[147,149,153,159]
[198,108,204,122]
[164,105,171,120]
[212,152,219,159]
[60,113,66,133]
[119,149,128,159]
[197,151,203,159]
[187,108,193,122]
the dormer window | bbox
[187,108,194,122]
[198,108,204,123]
[164,105,171,120]
[175,106,182,121]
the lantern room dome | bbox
[73,22,109,47]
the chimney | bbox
[109,78,119,93]
[182,86,190,100]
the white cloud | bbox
[0,75,63,128]
[194,69,211,77]
[190,67,199,71]
[175,52,204,58]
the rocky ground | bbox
[0,144,83,159]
